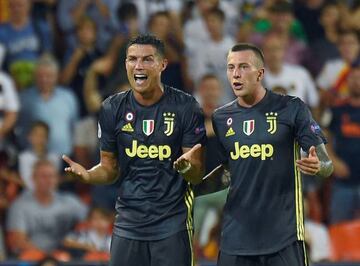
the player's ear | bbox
[161,58,168,71]
[257,68,265,81]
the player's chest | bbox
[114,107,181,145]
[217,110,292,150]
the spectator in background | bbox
[148,11,189,91]
[305,3,341,77]
[262,33,320,118]
[293,0,325,44]
[324,61,360,224]
[304,192,331,263]
[59,16,103,169]
[63,207,112,258]
[60,16,102,118]
[187,7,235,104]
[0,0,53,89]
[18,121,60,191]
[82,2,141,117]
[316,30,360,109]
[193,74,227,256]
[183,0,239,45]
[57,0,119,53]
[16,54,79,156]
[339,0,360,31]
[126,0,183,35]
[6,159,88,259]
[248,0,308,65]
[0,70,19,150]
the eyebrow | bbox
[126,54,155,59]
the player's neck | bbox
[237,86,266,108]
[133,84,164,106]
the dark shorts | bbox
[109,230,194,266]
[217,241,308,266]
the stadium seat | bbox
[19,249,46,261]
[329,219,360,261]
[83,251,110,261]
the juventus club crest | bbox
[243,120,255,136]
[143,120,154,136]
[163,112,175,136]
[266,112,277,134]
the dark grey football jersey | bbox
[98,85,206,240]
[212,90,325,255]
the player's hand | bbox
[173,144,202,174]
[62,155,91,182]
[296,146,320,175]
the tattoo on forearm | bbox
[315,144,334,177]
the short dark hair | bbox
[206,7,225,21]
[229,43,265,67]
[126,34,165,57]
[117,2,138,22]
[200,73,219,82]
[29,120,50,136]
[148,11,171,28]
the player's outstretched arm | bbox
[62,151,119,185]
[196,164,230,197]
[173,144,205,185]
[295,144,333,177]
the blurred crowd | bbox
[0,0,359,264]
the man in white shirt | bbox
[262,33,319,114]
[186,7,235,104]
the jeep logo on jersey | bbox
[125,140,171,160]
[143,120,154,136]
[243,120,255,136]
[266,112,277,134]
[163,112,175,136]
[230,142,274,160]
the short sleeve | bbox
[1,73,19,112]
[98,98,117,152]
[211,113,229,165]
[181,98,206,148]
[294,98,326,151]
[62,193,88,223]
[6,199,27,232]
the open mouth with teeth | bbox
[134,74,148,85]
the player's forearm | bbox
[315,144,334,178]
[196,165,230,196]
[316,160,333,178]
[86,163,119,185]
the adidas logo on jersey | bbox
[230,142,274,160]
[125,140,171,161]
[122,123,134,132]
[225,127,235,137]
